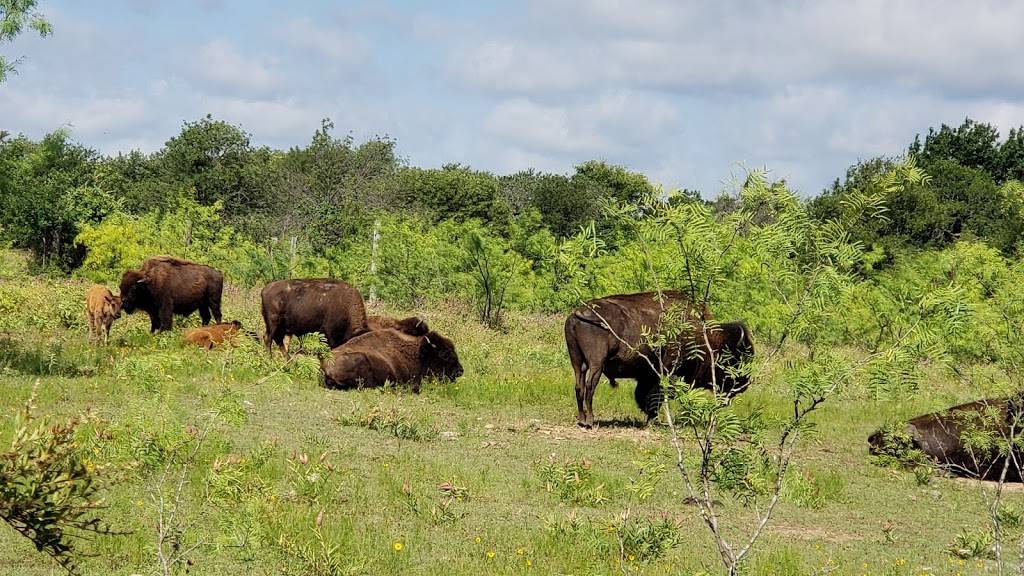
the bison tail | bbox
[572,307,610,330]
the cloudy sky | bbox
[2,0,1024,196]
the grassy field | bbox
[0,249,1014,576]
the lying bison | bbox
[367,315,429,336]
[320,328,463,392]
[184,321,242,350]
[565,291,754,428]
[869,397,1024,482]
[85,285,122,345]
[261,278,369,358]
[119,256,224,332]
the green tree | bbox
[999,127,1024,183]
[910,117,1002,177]
[0,0,52,82]
[158,115,275,219]
[0,130,114,270]
[396,164,510,226]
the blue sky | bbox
[3,0,1024,196]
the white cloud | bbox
[198,96,322,141]
[0,89,147,138]
[483,91,680,155]
[283,17,368,66]
[194,39,278,94]
[455,0,1024,97]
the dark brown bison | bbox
[320,328,463,392]
[869,397,1024,482]
[565,291,754,428]
[261,278,369,358]
[119,256,224,332]
[367,315,430,336]
[85,284,122,345]
[183,321,242,350]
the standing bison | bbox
[261,278,369,358]
[320,328,463,391]
[119,257,224,332]
[565,291,754,428]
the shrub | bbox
[0,388,118,573]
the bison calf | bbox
[85,285,122,345]
[184,321,242,350]
[320,328,463,392]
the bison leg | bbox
[199,306,212,326]
[148,310,161,333]
[634,376,662,424]
[159,302,174,331]
[582,367,603,429]
[210,298,222,324]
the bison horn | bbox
[423,334,434,347]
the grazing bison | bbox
[85,285,122,345]
[119,256,224,332]
[869,397,1024,482]
[320,328,463,392]
[565,291,754,428]
[261,279,369,358]
[367,315,430,336]
[184,321,242,350]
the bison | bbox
[565,291,754,428]
[261,278,369,359]
[320,328,463,392]
[367,315,430,336]
[119,256,224,332]
[869,397,1024,482]
[85,285,122,345]
[184,321,242,350]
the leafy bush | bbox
[0,389,117,573]
[537,456,609,506]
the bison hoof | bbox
[577,421,593,430]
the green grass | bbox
[0,249,1016,575]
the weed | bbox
[537,456,610,506]
[782,467,845,509]
[948,527,995,559]
[617,514,683,562]
[337,403,437,442]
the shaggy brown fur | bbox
[320,328,463,392]
[869,397,1024,482]
[261,278,369,359]
[183,321,242,350]
[85,285,122,345]
[366,315,430,336]
[564,291,753,428]
[119,256,224,332]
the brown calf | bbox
[183,321,243,350]
[86,285,122,345]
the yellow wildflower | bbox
[393,542,403,552]
[486,550,496,559]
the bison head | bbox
[421,331,463,381]
[118,269,148,314]
[715,321,754,397]
[108,295,123,319]
[396,316,430,337]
